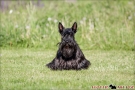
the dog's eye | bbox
[62,33,66,36]
[64,34,67,36]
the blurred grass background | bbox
[0,0,134,50]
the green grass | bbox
[0,0,134,50]
[1,48,134,90]
[0,1,135,89]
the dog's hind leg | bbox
[78,59,90,69]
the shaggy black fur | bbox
[46,22,91,70]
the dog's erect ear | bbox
[71,22,77,33]
[58,22,64,34]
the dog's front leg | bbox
[46,59,59,70]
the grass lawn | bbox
[1,48,134,90]
[1,1,134,90]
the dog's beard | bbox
[60,42,76,58]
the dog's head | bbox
[58,22,77,59]
[109,84,113,87]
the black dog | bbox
[109,84,116,89]
[46,22,91,70]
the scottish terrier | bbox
[46,22,91,70]
[109,84,116,89]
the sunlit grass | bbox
[1,49,134,89]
